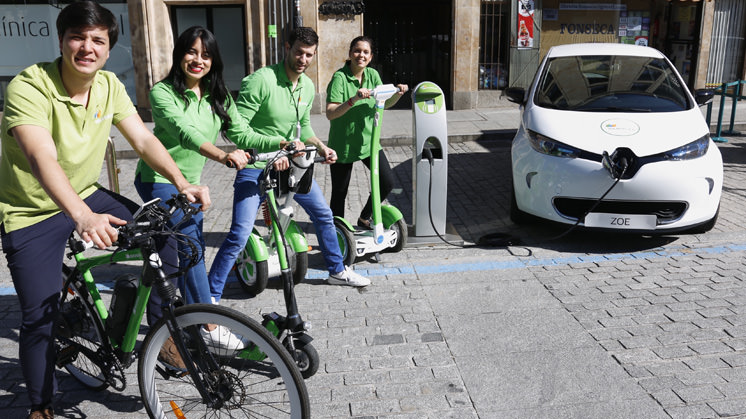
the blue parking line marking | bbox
[2,242,745,296]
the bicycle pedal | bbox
[55,345,78,367]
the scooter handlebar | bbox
[372,84,401,102]
[224,145,320,168]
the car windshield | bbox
[534,55,691,112]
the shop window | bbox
[479,0,510,90]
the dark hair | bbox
[288,27,319,48]
[164,26,231,130]
[56,1,119,49]
[346,35,374,66]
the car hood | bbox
[523,106,710,157]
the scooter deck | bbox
[351,228,399,256]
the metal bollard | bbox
[711,80,745,142]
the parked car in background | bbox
[506,43,722,234]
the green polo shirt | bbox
[135,80,283,185]
[326,65,382,163]
[0,58,136,232]
[236,61,316,168]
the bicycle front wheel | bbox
[138,304,310,418]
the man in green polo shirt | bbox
[0,2,210,417]
[208,27,370,304]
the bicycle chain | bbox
[103,350,127,391]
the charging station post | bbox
[411,81,450,239]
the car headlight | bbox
[660,135,710,161]
[527,130,581,158]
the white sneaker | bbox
[200,325,248,356]
[328,266,371,287]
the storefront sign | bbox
[0,4,136,104]
[517,0,534,48]
[559,3,626,11]
[559,23,614,34]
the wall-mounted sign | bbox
[559,3,626,11]
[517,0,534,48]
[0,4,136,104]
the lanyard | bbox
[288,84,302,140]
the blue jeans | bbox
[208,167,344,301]
[134,177,211,305]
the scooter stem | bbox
[370,100,386,244]
[368,84,400,244]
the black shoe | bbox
[357,217,372,230]
[28,406,54,419]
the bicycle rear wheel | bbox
[138,304,310,418]
[55,266,109,391]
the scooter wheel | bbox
[235,258,269,295]
[292,342,319,379]
[291,251,308,286]
[334,219,356,266]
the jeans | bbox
[208,167,344,302]
[134,176,211,305]
[1,189,169,408]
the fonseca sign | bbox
[559,23,615,34]
[0,3,136,104]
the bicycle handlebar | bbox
[67,194,198,256]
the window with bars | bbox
[479,0,511,90]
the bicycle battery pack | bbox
[107,274,138,345]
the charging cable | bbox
[419,147,630,250]
[421,148,519,250]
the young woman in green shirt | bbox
[325,36,408,229]
[134,26,288,353]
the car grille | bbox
[552,198,688,225]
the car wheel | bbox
[509,185,531,225]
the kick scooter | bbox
[334,84,408,264]
[238,145,325,378]
[233,137,314,295]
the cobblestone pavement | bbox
[2,134,746,418]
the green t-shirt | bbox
[136,80,283,184]
[326,65,382,163]
[0,59,136,232]
[235,61,316,168]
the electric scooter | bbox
[233,136,313,295]
[238,145,325,379]
[334,84,408,264]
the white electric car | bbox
[506,43,722,234]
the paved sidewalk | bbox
[1,97,746,417]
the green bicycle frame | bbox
[72,248,152,354]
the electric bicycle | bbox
[56,194,309,418]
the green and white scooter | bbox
[334,84,408,264]
[234,126,314,295]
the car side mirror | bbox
[504,87,526,105]
[693,88,714,106]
